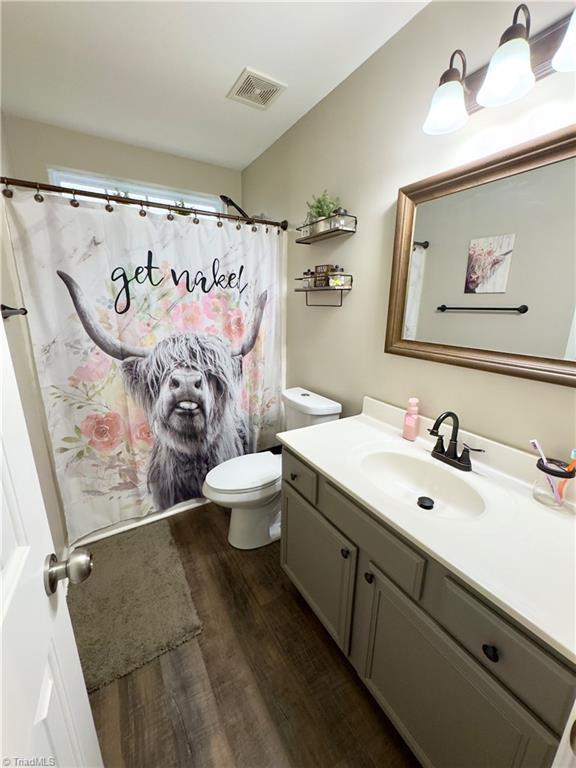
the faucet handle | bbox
[430,433,445,456]
[459,443,485,471]
[463,442,485,453]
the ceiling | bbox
[1,2,426,170]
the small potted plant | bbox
[305,190,340,236]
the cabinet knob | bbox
[364,572,374,584]
[340,548,350,559]
[482,643,499,663]
[290,472,298,481]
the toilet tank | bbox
[282,387,342,430]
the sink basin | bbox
[358,451,486,519]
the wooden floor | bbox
[90,504,420,768]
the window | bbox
[48,169,224,213]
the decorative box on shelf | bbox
[294,270,353,307]
[296,212,357,244]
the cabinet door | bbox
[360,563,558,768]
[281,483,357,653]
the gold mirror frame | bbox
[385,126,576,388]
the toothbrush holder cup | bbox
[533,458,575,509]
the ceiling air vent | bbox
[227,68,286,110]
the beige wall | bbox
[242,1,576,457]
[1,116,242,552]
[2,114,241,197]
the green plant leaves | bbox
[306,189,340,219]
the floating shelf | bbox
[296,213,357,245]
[294,274,353,306]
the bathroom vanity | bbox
[277,398,576,768]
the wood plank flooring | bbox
[89,504,419,768]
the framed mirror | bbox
[385,127,576,387]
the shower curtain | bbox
[5,191,283,542]
[403,244,427,340]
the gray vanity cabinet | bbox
[281,483,357,653]
[359,563,558,768]
[280,450,576,768]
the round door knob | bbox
[364,572,374,584]
[482,643,499,663]
[44,548,93,596]
[290,472,298,481]
[340,548,350,559]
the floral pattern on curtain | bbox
[6,191,283,542]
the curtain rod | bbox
[0,176,289,231]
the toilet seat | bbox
[203,451,282,500]
[201,387,341,549]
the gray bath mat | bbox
[67,519,202,692]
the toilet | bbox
[202,387,342,549]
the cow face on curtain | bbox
[5,191,283,542]
[57,270,268,510]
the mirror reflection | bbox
[404,158,576,361]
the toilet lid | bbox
[205,451,282,493]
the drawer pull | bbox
[340,548,350,559]
[482,643,499,663]
[290,472,298,481]
[364,572,374,584]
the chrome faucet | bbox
[428,411,484,472]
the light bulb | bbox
[477,4,535,108]
[477,38,535,107]
[422,49,469,136]
[423,81,469,135]
[552,10,576,72]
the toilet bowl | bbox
[202,387,342,549]
[203,451,282,549]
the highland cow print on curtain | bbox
[6,191,283,542]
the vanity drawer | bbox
[283,451,318,505]
[318,480,426,601]
[440,577,576,734]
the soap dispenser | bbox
[403,398,420,441]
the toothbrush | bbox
[558,448,576,499]
[530,439,561,503]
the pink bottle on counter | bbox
[402,397,420,441]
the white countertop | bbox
[277,397,576,665]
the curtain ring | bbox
[105,195,114,213]
[167,207,174,221]
[2,182,13,198]
[251,223,258,232]
[70,191,80,208]
[217,215,223,228]
[265,225,269,234]
[277,227,281,235]
[139,202,147,217]
[34,184,44,203]
[193,211,200,224]
[236,221,241,230]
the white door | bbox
[1,321,103,767]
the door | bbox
[281,483,357,653]
[1,322,102,767]
[360,562,558,768]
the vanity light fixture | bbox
[423,49,469,135]
[552,8,576,72]
[477,4,535,108]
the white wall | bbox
[242,0,576,458]
[1,115,242,552]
